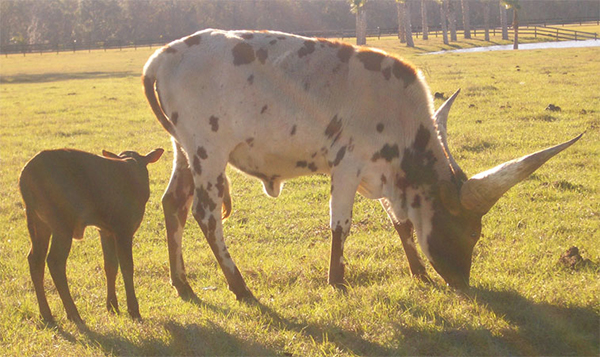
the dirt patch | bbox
[558,246,592,270]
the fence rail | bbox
[1,22,597,56]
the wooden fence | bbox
[1,23,597,56]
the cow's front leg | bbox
[380,199,430,282]
[162,143,196,300]
[190,160,254,302]
[393,221,431,282]
[328,172,359,290]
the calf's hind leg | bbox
[115,233,141,319]
[26,210,53,322]
[46,230,82,323]
[100,230,119,314]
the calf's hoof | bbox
[235,289,257,304]
[174,281,197,301]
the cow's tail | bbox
[142,50,177,137]
[222,174,232,221]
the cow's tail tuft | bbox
[222,174,233,221]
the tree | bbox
[396,0,406,43]
[448,0,457,41]
[503,0,521,49]
[350,0,367,46]
[461,0,471,39]
[499,0,509,40]
[402,0,415,47]
[440,0,449,45]
[421,0,429,40]
[482,0,491,41]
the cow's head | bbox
[423,90,583,289]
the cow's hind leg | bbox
[26,209,53,322]
[190,155,254,301]
[162,142,196,299]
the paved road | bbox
[427,39,599,55]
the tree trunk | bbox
[441,0,449,45]
[448,0,457,41]
[421,0,429,40]
[513,9,519,49]
[483,0,490,41]
[356,5,367,46]
[405,1,414,47]
[500,1,509,40]
[461,0,471,39]
[397,1,406,43]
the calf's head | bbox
[422,90,582,289]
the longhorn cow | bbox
[142,29,581,300]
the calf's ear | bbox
[144,148,164,164]
[102,150,121,159]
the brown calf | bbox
[19,148,163,323]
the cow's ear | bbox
[144,148,164,164]
[102,150,121,159]
[439,180,462,216]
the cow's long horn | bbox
[434,89,465,179]
[460,133,584,214]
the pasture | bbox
[1,35,598,356]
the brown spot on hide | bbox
[241,33,254,40]
[392,59,417,87]
[337,45,354,63]
[269,39,277,45]
[197,147,208,160]
[376,123,384,133]
[246,138,254,147]
[209,116,219,132]
[413,124,431,151]
[411,195,422,208]
[298,40,316,58]
[296,161,308,168]
[163,46,177,54]
[171,112,179,125]
[325,115,342,139]
[356,50,385,72]
[193,156,202,175]
[196,186,217,215]
[247,74,254,85]
[401,126,438,187]
[184,34,202,46]
[256,48,268,64]
[290,125,297,136]
[308,162,318,172]
[208,215,217,232]
[261,105,268,114]
[382,67,391,80]
[381,174,387,184]
[331,146,347,167]
[371,143,400,162]
[216,174,226,198]
[232,42,255,66]
[277,36,286,40]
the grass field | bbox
[1,30,599,356]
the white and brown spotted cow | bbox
[142,29,581,300]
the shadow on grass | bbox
[0,71,137,84]
[390,287,599,355]
[46,286,598,355]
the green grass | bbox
[1,32,598,356]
